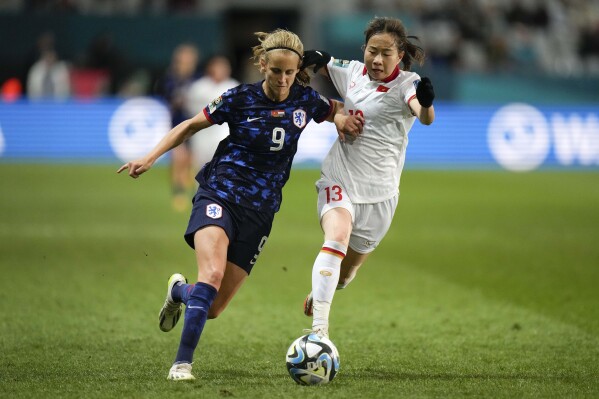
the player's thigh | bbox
[193,226,230,287]
[349,195,399,254]
[208,261,247,319]
[316,178,354,243]
[321,207,353,245]
[316,178,354,221]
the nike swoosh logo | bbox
[246,116,262,122]
[187,305,204,310]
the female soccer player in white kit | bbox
[301,16,436,337]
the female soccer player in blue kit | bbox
[117,29,362,381]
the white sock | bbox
[312,240,347,329]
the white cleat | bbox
[159,273,187,332]
[167,362,195,381]
[303,326,329,339]
[314,327,329,338]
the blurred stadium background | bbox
[0,0,598,170]
[1,1,599,398]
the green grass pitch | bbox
[1,164,598,398]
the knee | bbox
[328,231,350,246]
[200,267,225,290]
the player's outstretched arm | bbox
[117,111,212,179]
[410,76,435,125]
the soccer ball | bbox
[285,333,340,385]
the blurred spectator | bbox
[4,0,599,83]
[579,19,599,74]
[507,23,539,72]
[454,0,488,42]
[26,40,70,100]
[0,0,23,12]
[452,0,493,71]
[185,54,239,168]
[74,0,142,14]
[1,78,23,102]
[24,0,78,12]
[83,32,131,95]
[167,0,196,12]
[117,69,151,97]
[156,43,201,211]
[505,0,549,30]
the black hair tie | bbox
[265,46,302,58]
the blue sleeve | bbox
[308,87,334,123]
[203,87,238,125]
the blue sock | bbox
[172,283,193,304]
[174,282,218,364]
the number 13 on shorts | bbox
[324,185,343,203]
[316,178,355,221]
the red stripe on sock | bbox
[321,246,346,259]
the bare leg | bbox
[208,261,248,319]
[194,226,229,289]
[171,144,193,211]
[338,247,370,289]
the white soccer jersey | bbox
[322,58,420,204]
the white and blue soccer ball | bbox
[285,333,340,385]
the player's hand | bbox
[416,77,435,108]
[117,158,153,179]
[301,50,331,73]
[335,114,364,142]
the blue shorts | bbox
[184,191,274,275]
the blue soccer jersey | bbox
[198,82,333,213]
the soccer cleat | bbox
[303,326,329,339]
[167,362,195,381]
[303,292,313,317]
[159,273,187,332]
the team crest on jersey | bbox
[332,58,350,68]
[293,109,307,128]
[208,96,223,114]
[206,203,222,219]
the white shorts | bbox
[316,178,399,254]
